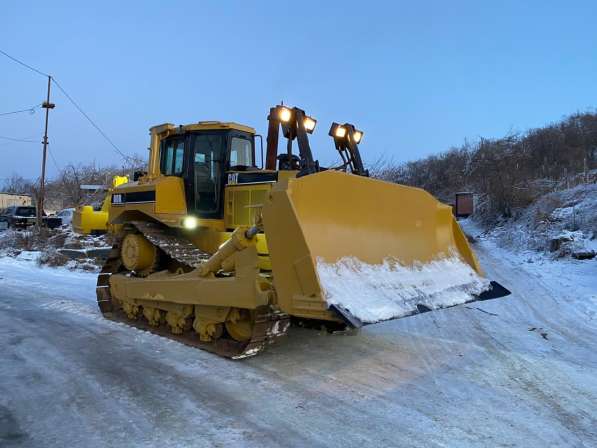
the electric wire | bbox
[0,49,49,78]
[0,104,42,116]
[0,134,60,172]
[0,48,131,162]
[47,147,61,172]
[0,135,38,143]
[51,78,131,161]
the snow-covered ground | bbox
[481,182,597,258]
[0,232,596,447]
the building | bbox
[0,192,32,209]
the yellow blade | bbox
[262,170,488,324]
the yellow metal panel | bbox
[112,176,129,188]
[181,122,255,134]
[275,170,471,265]
[155,177,187,215]
[110,246,268,309]
[224,184,272,229]
[233,190,251,225]
[72,205,108,234]
[73,176,128,234]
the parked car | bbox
[0,206,62,230]
[56,208,75,227]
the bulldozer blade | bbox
[263,170,510,325]
[329,304,364,328]
[477,280,511,301]
[329,280,510,328]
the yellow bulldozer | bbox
[72,175,129,235]
[97,105,509,358]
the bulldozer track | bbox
[96,225,290,359]
[130,220,210,268]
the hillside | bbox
[477,182,596,259]
[374,111,597,223]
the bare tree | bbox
[1,173,35,195]
[371,110,597,223]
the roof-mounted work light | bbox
[352,129,364,144]
[265,104,320,175]
[303,115,317,133]
[328,122,367,176]
[278,106,292,123]
[272,105,317,138]
[333,124,346,138]
[329,122,363,144]
[278,106,316,133]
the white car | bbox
[56,208,75,227]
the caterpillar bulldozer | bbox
[72,175,129,235]
[97,105,510,359]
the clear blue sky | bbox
[1,0,596,180]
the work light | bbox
[303,116,317,133]
[279,107,292,123]
[329,122,363,144]
[329,122,346,139]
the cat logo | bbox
[227,173,239,185]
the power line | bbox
[0,48,131,162]
[0,49,49,77]
[51,78,131,161]
[0,104,42,117]
[47,146,61,172]
[0,135,38,143]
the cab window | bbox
[160,138,185,176]
[229,137,254,168]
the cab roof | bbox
[150,121,255,135]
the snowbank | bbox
[0,227,109,271]
[317,255,490,323]
[475,183,597,258]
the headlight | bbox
[182,216,198,230]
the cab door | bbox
[188,132,226,219]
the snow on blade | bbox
[317,255,491,324]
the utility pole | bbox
[37,75,55,231]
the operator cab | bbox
[158,123,260,219]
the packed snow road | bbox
[0,241,596,448]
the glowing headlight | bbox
[279,107,292,123]
[182,216,198,230]
[303,116,317,133]
[352,130,363,144]
[334,126,346,138]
